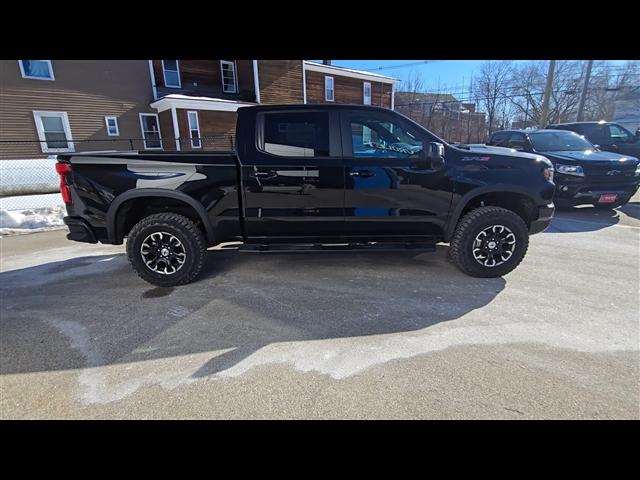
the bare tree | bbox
[398,69,425,105]
[583,60,640,120]
[509,61,593,125]
[473,61,513,135]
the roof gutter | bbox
[252,60,261,103]
[303,61,399,85]
[148,60,158,101]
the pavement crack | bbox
[504,407,525,415]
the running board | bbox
[237,242,436,253]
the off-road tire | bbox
[448,206,529,278]
[126,213,207,287]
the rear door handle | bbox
[350,170,375,178]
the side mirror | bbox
[635,129,640,140]
[427,142,445,170]
[593,144,600,150]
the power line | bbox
[397,73,640,100]
[360,60,446,71]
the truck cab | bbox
[547,121,640,159]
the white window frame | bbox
[161,60,181,88]
[138,113,163,150]
[187,110,202,149]
[220,60,238,94]
[19,60,55,81]
[325,76,334,102]
[362,125,372,144]
[104,116,120,136]
[363,82,372,105]
[32,111,74,153]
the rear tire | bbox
[448,206,529,278]
[126,213,207,287]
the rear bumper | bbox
[63,216,97,244]
[529,203,555,234]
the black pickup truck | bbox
[488,128,640,208]
[56,104,556,286]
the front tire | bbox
[126,213,207,287]
[448,206,529,278]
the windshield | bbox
[529,131,593,152]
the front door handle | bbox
[350,170,375,178]
[250,170,277,179]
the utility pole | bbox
[576,60,593,122]
[539,60,556,128]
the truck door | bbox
[241,110,345,240]
[340,109,452,240]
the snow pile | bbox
[0,205,66,236]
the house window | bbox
[363,82,372,105]
[162,60,181,88]
[220,60,237,93]
[19,60,54,80]
[32,111,74,153]
[187,111,201,148]
[139,113,163,149]
[325,76,334,102]
[104,116,119,136]
[362,126,372,144]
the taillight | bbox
[55,162,72,204]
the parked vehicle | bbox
[57,104,556,286]
[488,129,640,208]
[547,121,640,159]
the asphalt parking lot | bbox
[1,198,639,419]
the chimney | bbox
[322,60,332,66]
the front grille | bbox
[582,162,638,185]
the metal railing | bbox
[0,135,235,159]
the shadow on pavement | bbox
[0,246,505,377]
[619,202,640,220]
[545,205,621,233]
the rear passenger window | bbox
[508,132,527,148]
[261,112,330,157]
[587,125,609,144]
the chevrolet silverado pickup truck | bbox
[56,104,556,286]
[488,128,640,208]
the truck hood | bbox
[462,145,546,162]
[541,149,639,164]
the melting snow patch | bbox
[0,206,66,235]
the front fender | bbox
[443,184,545,242]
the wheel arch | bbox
[444,185,541,242]
[106,189,215,245]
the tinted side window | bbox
[587,125,610,144]
[559,125,581,134]
[489,132,510,146]
[348,113,424,158]
[508,132,527,147]
[609,124,632,143]
[262,112,330,157]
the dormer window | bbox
[220,60,237,93]
[19,60,54,80]
[162,60,181,88]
